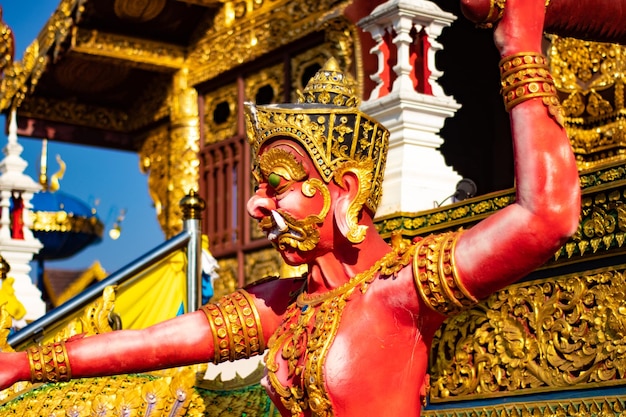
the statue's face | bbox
[247,139,335,265]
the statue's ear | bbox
[333,168,368,243]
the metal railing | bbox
[8,194,204,349]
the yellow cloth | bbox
[114,251,187,330]
[0,277,26,320]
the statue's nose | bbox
[247,186,276,219]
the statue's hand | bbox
[0,352,26,390]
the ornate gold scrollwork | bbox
[187,1,353,86]
[549,36,626,169]
[429,266,626,401]
[422,397,626,417]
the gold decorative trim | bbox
[268,245,414,416]
[244,248,285,286]
[30,210,104,237]
[17,96,130,132]
[423,396,626,417]
[549,36,626,169]
[429,264,626,401]
[499,52,564,126]
[72,28,186,71]
[0,0,83,110]
[200,290,266,363]
[187,1,352,86]
[27,341,72,383]
[0,372,205,416]
[413,231,477,315]
[202,83,238,145]
[244,63,284,104]
[138,125,170,234]
[374,165,626,265]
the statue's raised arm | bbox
[453,0,580,300]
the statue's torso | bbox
[263,264,442,417]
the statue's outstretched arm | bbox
[453,0,581,300]
[0,277,301,390]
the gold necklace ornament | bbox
[266,244,416,416]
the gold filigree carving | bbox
[186,0,351,86]
[0,9,14,75]
[549,36,626,169]
[128,75,172,130]
[560,187,626,260]
[375,190,515,238]
[291,50,332,102]
[167,69,201,237]
[138,69,200,238]
[203,83,238,145]
[0,0,82,110]
[429,266,626,401]
[375,172,626,265]
[16,75,171,134]
[422,397,626,417]
[17,96,129,132]
[259,148,307,184]
[0,371,205,417]
[244,63,284,104]
[30,210,104,237]
[139,125,170,235]
[72,28,186,71]
[49,286,118,344]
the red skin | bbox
[0,1,580,416]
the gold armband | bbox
[413,231,478,316]
[200,289,265,364]
[499,52,564,127]
[27,341,72,383]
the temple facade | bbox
[0,0,625,415]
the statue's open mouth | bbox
[259,210,319,252]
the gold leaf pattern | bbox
[429,266,626,401]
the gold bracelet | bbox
[500,52,548,74]
[499,52,564,126]
[413,230,478,316]
[503,80,557,111]
[200,289,266,364]
[27,341,72,383]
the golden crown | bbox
[245,58,389,213]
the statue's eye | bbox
[268,173,282,188]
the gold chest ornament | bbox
[265,245,415,417]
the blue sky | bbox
[2,1,165,274]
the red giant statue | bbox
[0,0,581,416]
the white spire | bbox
[359,0,463,215]
[0,109,45,326]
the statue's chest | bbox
[265,296,350,417]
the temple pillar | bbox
[359,0,463,216]
[141,67,200,238]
